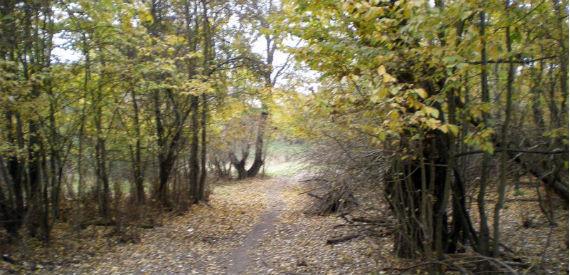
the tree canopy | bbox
[0,0,567,273]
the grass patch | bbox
[265,160,305,177]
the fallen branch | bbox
[307,192,322,200]
[351,216,389,225]
[299,186,326,195]
[326,234,360,245]
[333,223,366,229]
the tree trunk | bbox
[94,49,110,220]
[4,112,24,233]
[492,0,515,256]
[230,149,248,180]
[131,88,145,205]
[197,0,210,202]
[247,111,268,177]
[189,95,200,201]
[154,90,169,206]
[94,114,110,219]
[0,156,22,237]
[476,10,492,256]
[198,94,207,201]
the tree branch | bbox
[465,55,558,65]
[454,148,567,158]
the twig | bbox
[307,192,322,200]
[326,234,360,245]
[298,186,326,195]
[454,148,566,158]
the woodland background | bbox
[0,0,568,273]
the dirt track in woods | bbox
[34,175,388,274]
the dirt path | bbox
[8,173,569,274]
[225,178,287,274]
[33,175,387,274]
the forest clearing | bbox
[0,0,568,274]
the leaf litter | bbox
[1,174,567,274]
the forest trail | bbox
[225,177,287,274]
[46,173,386,274]
[2,1,568,274]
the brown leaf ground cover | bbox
[1,179,268,274]
[245,177,395,274]
[0,172,568,274]
[473,185,569,274]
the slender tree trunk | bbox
[154,90,168,205]
[23,1,42,237]
[189,95,200,201]
[5,112,24,233]
[530,48,545,129]
[198,95,207,200]
[197,0,210,201]
[94,49,110,220]
[185,0,201,203]
[94,111,110,219]
[493,0,515,256]
[553,0,568,117]
[76,34,90,227]
[0,156,21,237]
[39,141,50,243]
[47,90,62,220]
[131,88,145,205]
[477,9,492,256]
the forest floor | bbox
[0,173,392,274]
[0,170,568,274]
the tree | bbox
[283,0,568,259]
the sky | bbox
[52,28,319,94]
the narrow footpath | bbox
[51,175,386,274]
[226,179,286,274]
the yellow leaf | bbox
[383,73,397,83]
[423,106,439,118]
[413,88,428,99]
[377,65,386,76]
[440,124,459,136]
[426,118,440,129]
